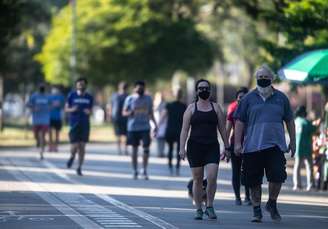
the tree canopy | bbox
[36,0,217,86]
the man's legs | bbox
[250,185,262,207]
[176,140,181,175]
[54,127,60,152]
[132,146,138,179]
[121,135,128,155]
[167,141,174,172]
[76,142,86,176]
[49,127,54,151]
[39,128,48,160]
[142,146,149,179]
[67,143,78,168]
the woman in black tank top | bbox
[179,79,230,220]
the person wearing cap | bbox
[234,64,296,223]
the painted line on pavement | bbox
[42,160,179,229]
[4,158,142,229]
[0,159,102,229]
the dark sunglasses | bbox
[198,86,210,91]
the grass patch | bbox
[0,124,116,147]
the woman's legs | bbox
[205,163,219,208]
[191,167,204,210]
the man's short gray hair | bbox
[255,64,276,80]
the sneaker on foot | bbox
[265,201,281,221]
[133,171,138,180]
[235,198,242,206]
[205,206,217,220]
[194,209,203,220]
[76,167,83,176]
[142,172,149,180]
[244,197,252,206]
[66,157,74,168]
[251,206,263,223]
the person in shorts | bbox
[108,82,129,155]
[179,79,230,220]
[122,81,157,180]
[49,85,65,152]
[65,78,93,176]
[234,64,296,223]
[27,84,50,160]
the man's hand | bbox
[179,149,186,160]
[234,143,242,156]
[83,108,91,115]
[288,141,296,157]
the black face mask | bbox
[257,79,272,87]
[198,90,210,100]
[137,89,144,96]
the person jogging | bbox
[27,84,50,160]
[65,78,93,176]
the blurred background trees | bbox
[0,0,327,93]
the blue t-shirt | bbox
[28,92,50,126]
[234,88,293,153]
[49,93,65,121]
[123,94,153,132]
[67,91,93,126]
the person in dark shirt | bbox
[108,82,129,155]
[179,79,229,220]
[65,78,93,176]
[159,89,186,175]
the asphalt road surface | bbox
[0,143,327,229]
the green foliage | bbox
[0,0,67,93]
[36,0,216,86]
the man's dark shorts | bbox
[113,119,127,136]
[241,146,287,187]
[127,130,151,148]
[69,122,90,143]
[50,119,63,131]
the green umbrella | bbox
[278,49,328,84]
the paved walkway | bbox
[0,143,327,228]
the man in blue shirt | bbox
[49,85,65,152]
[234,65,296,223]
[27,84,50,160]
[123,81,158,180]
[65,78,93,176]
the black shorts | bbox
[241,146,287,187]
[113,119,127,136]
[69,123,90,143]
[187,140,220,168]
[50,119,62,130]
[127,130,151,148]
